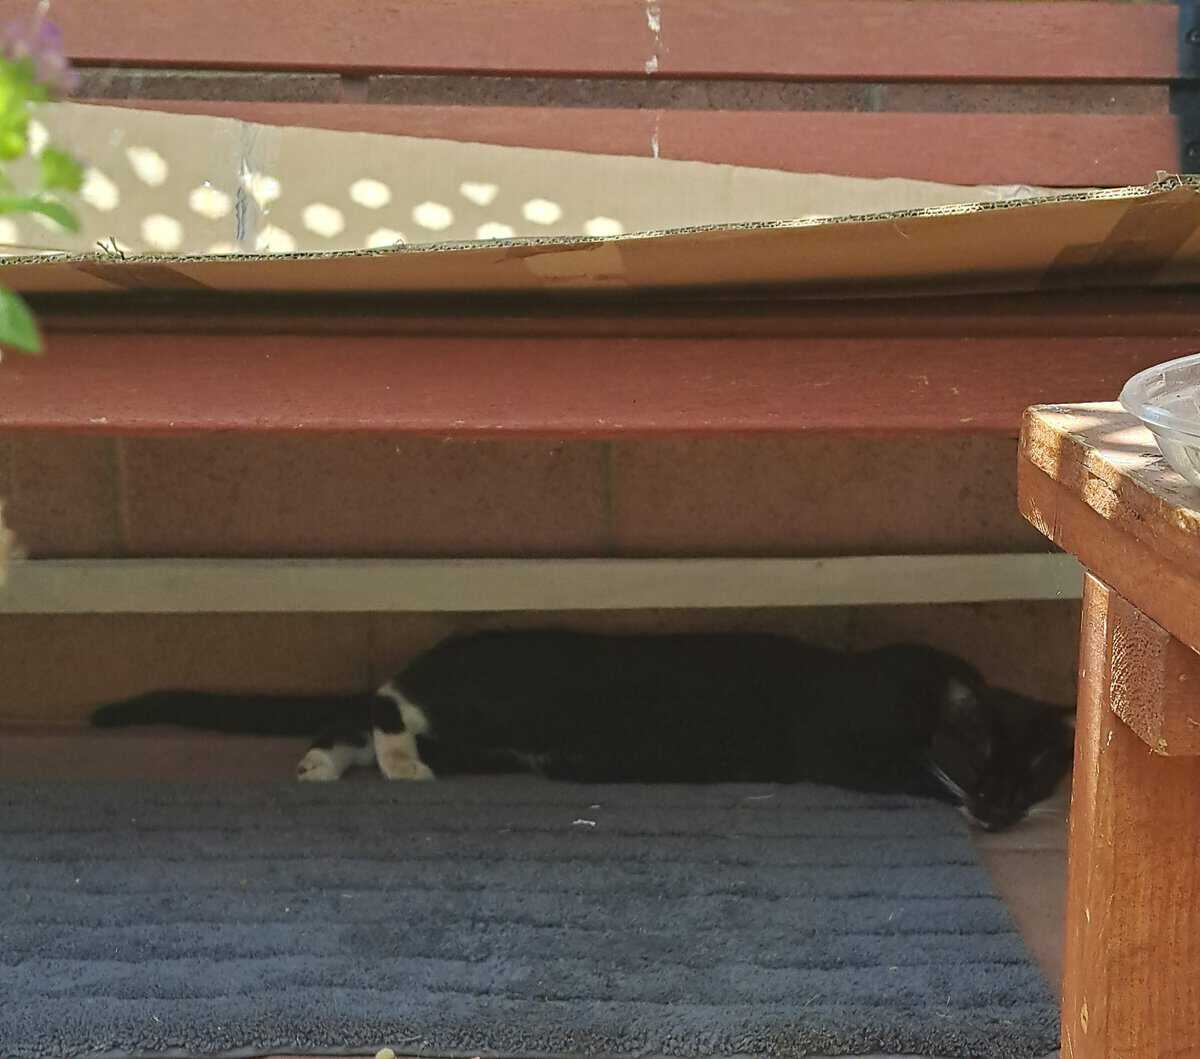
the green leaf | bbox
[0,287,42,355]
[40,146,82,191]
[0,124,25,161]
[0,193,78,231]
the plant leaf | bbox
[0,125,25,161]
[40,146,82,191]
[0,287,42,354]
[0,193,78,230]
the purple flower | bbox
[1,12,78,97]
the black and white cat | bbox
[91,630,1074,832]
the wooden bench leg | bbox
[1063,576,1200,1058]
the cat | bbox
[90,630,1075,832]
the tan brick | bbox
[611,434,1047,558]
[3,433,122,556]
[121,435,610,558]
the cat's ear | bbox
[940,677,979,720]
[938,677,993,754]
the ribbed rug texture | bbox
[0,778,1059,1058]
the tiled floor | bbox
[0,727,1067,1059]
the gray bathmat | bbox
[0,778,1058,1059]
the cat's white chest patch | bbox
[376,682,432,736]
[373,681,435,781]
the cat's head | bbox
[927,676,1074,832]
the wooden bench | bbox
[0,0,1197,719]
[1020,403,1200,1057]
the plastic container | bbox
[1120,352,1200,488]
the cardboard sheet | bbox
[0,102,1196,297]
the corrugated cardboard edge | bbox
[4,175,1199,297]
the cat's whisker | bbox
[927,762,968,803]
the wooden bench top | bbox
[1021,403,1200,543]
[1020,403,1200,751]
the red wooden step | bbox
[0,331,1190,438]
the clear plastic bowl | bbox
[1120,352,1200,488]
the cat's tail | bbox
[89,690,367,736]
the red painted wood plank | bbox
[98,101,658,159]
[656,112,1174,188]
[0,332,1191,438]
[7,0,654,76]
[659,0,1178,83]
[94,101,1175,188]
[2,1,1175,80]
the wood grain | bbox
[5,1,1174,81]
[1106,590,1200,756]
[0,333,1189,437]
[92,101,1176,188]
[1018,458,1200,661]
[1062,575,1200,1058]
[1021,406,1200,591]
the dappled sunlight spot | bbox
[476,222,515,240]
[125,145,169,187]
[189,183,232,220]
[141,213,184,252]
[255,225,296,253]
[206,241,240,255]
[460,181,499,207]
[584,216,623,237]
[80,167,119,212]
[302,202,345,239]
[523,198,562,225]
[1102,426,1156,448]
[412,201,453,231]
[27,119,47,156]
[242,170,281,208]
[0,218,18,244]
[365,227,406,249]
[350,178,391,209]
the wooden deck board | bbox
[1,333,1190,437]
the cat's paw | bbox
[378,756,435,782]
[296,749,342,782]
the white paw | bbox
[379,755,435,782]
[296,749,341,782]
